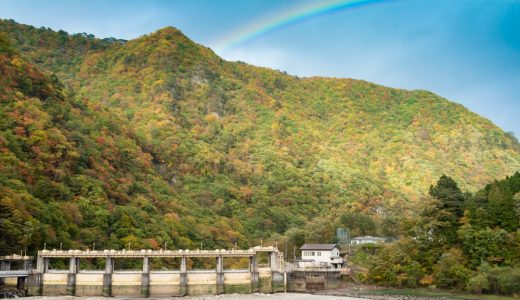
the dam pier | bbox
[23,246,285,297]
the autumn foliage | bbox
[0,19,519,261]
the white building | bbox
[299,244,343,269]
[351,236,385,245]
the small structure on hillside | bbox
[351,235,385,245]
[298,244,343,269]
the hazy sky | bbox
[1,0,519,137]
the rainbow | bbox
[214,0,392,52]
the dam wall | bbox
[26,246,285,297]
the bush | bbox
[466,273,489,294]
[486,267,520,295]
[402,261,425,287]
[433,248,471,289]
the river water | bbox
[26,293,368,299]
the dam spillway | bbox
[23,246,285,297]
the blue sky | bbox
[1,0,519,137]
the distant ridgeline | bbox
[0,19,519,256]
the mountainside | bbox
[1,19,519,254]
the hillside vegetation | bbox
[365,173,520,295]
[0,19,519,255]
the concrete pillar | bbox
[23,259,32,272]
[42,258,49,273]
[143,256,149,273]
[16,276,26,290]
[271,271,285,293]
[216,256,224,294]
[105,257,113,274]
[270,252,279,271]
[180,256,186,273]
[0,260,10,285]
[284,272,287,293]
[249,256,257,272]
[66,257,78,295]
[26,273,43,296]
[102,257,113,297]
[249,256,259,292]
[0,260,10,271]
[36,256,44,273]
[179,256,187,296]
[140,256,150,298]
[68,257,79,273]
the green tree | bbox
[340,212,376,237]
[433,248,470,289]
[429,175,465,244]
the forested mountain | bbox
[1,19,519,255]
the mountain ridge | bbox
[0,19,519,254]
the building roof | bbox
[351,236,385,241]
[300,244,337,250]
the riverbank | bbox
[24,294,366,299]
[316,283,519,300]
[21,283,519,300]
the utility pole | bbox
[285,240,288,262]
[347,228,351,255]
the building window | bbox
[317,251,321,256]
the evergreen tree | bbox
[487,181,518,231]
[429,175,465,244]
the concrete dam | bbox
[19,246,286,297]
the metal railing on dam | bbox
[20,246,286,297]
[38,247,273,258]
